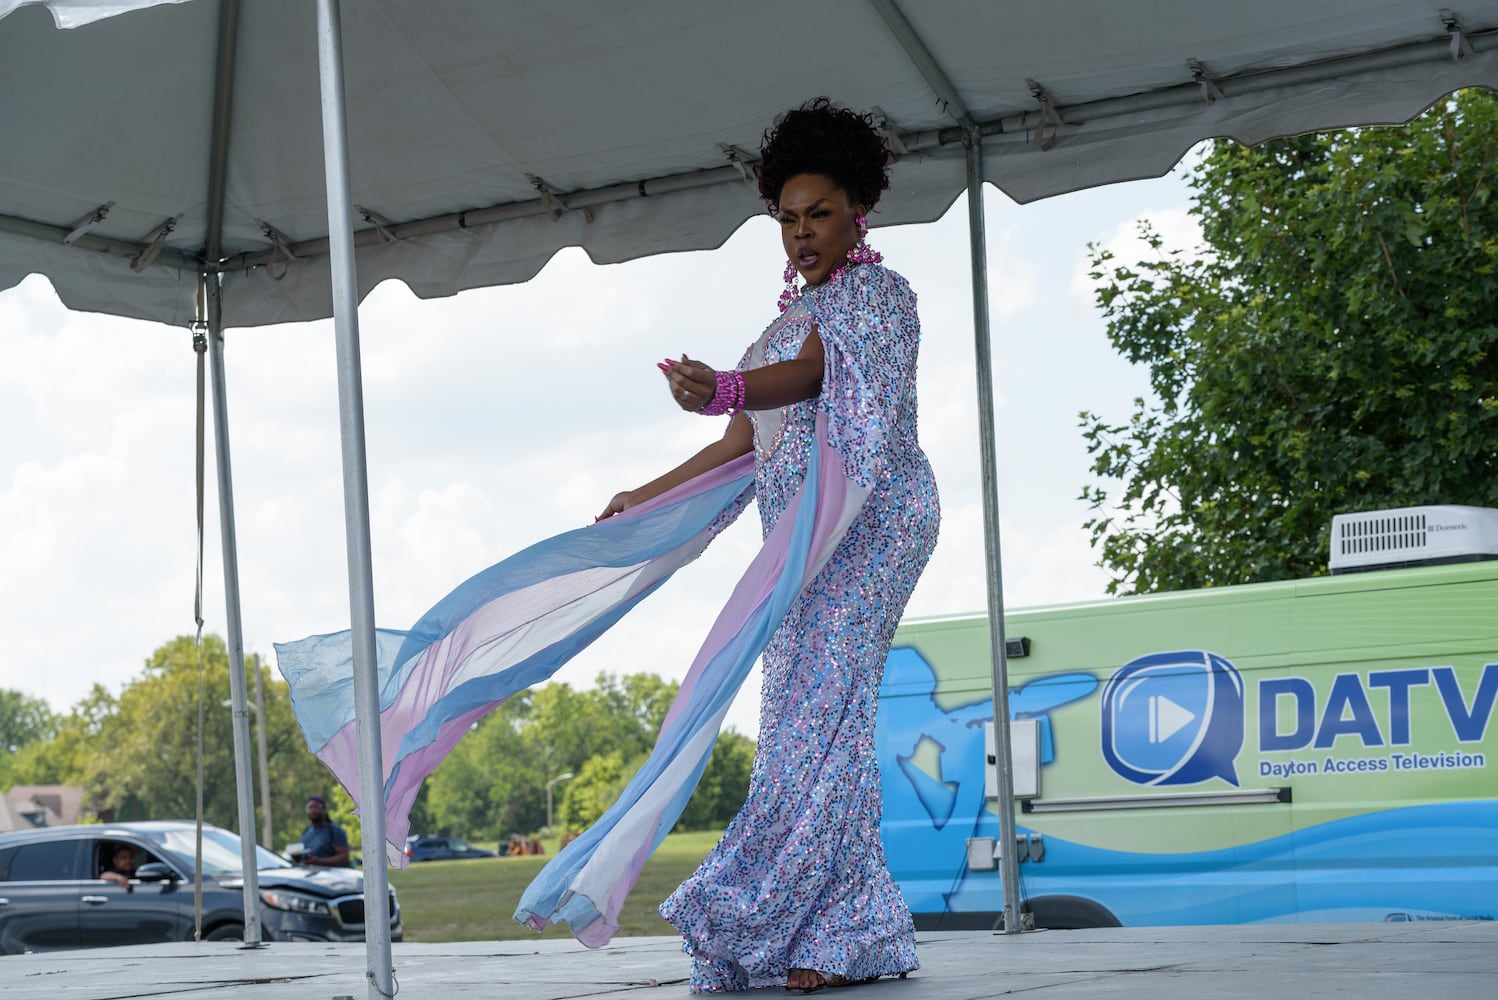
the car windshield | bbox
[142,826,291,875]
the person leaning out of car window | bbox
[100,842,137,887]
[298,795,351,867]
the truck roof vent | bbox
[1329,505,1498,574]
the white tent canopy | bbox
[4,1,1497,994]
[4,0,1498,327]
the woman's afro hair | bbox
[755,98,891,213]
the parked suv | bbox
[0,821,402,954]
[403,835,495,862]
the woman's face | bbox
[776,173,864,287]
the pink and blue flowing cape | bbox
[276,264,913,948]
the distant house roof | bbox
[0,795,37,832]
[2,785,88,829]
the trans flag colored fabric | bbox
[658,265,935,990]
[278,263,917,951]
[515,414,869,945]
[276,421,867,946]
[275,451,757,863]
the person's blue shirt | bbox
[299,821,350,866]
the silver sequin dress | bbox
[660,264,940,992]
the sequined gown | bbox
[660,264,940,992]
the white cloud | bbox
[1068,205,1206,305]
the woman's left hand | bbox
[596,490,636,522]
[659,355,717,411]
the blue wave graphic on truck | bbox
[875,644,1498,925]
[875,646,1095,915]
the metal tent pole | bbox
[960,130,1023,933]
[196,0,263,948]
[314,2,395,996]
[868,0,1023,934]
[252,652,274,847]
[205,274,264,946]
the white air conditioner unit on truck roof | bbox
[1329,505,1498,574]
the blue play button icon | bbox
[1102,650,1245,787]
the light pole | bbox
[250,653,273,848]
[545,772,575,835]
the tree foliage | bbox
[0,688,61,788]
[423,672,754,841]
[553,729,755,834]
[7,635,330,848]
[0,689,58,753]
[555,749,636,832]
[5,684,114,790]
[673,730,755,833]
[1081,89,1498,593]
[10,646,753,851]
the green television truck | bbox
[875,509,1498,929]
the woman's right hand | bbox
[596,490,637,522]
[660,355,717,411]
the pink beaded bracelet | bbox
[698,368,745,416]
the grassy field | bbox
[386,830,720,942]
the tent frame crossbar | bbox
[963,22,1498,145]
[2,19,1489,283]
[0,211,199,270]
[223,19,1498,271]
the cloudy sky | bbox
[0,165,1200,738]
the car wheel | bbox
[204,923,245,942]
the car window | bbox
[137,825,289,874]
[92,839,163,879]
[7,840,82,881]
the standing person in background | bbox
[602,98,939,994]
[298,795,351,867]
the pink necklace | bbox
[777,236,883,313]
[777,263,845,313]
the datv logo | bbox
[1101,650,1245,787]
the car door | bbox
[0,839,85,953]
[77,838,191,948]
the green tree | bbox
[422,673,755,842]
[0,688,60,789]
[9,636,331,843]
[426,676,662,842]
[555,749,636,831]
[1081,88,1498,593]
[424,690,544,842]
[521,674,674,780]
[555,729,755,834]
[0,689,58,754]
[7,684,116,797]
[674,730,755,832]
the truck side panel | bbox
[876,562,1498,927]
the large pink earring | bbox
[777,257,799,313]
[847,215,883,266]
